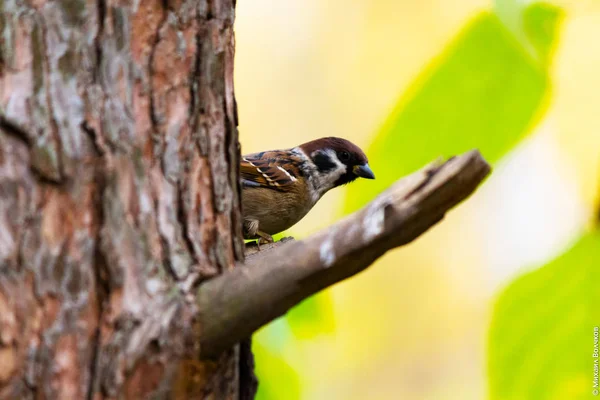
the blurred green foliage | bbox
[523,3,563,66]
[345,6,561,213]
[254,338,301,400]
[286,293,336,339]
[495,0,563,65]
[488,231,600,400]
[346,5,560,211]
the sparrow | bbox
[241,137,375,244]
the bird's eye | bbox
[338,151,350,161]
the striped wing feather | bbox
[240,151,299,191]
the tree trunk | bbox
[0,0,249,398]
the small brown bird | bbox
[241,137,375,243]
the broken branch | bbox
[197,150,491,357]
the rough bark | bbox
[0,0,244,398]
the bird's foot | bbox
[255,231,274,250]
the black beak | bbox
[353,163,375,179]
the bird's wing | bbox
[240,151,300,191]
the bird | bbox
[240,137,375,244]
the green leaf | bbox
[488,232,600,400]
[495,1,563,65]
[494,0,529,42]
[345,9,560,213]
[523,3,563,66]
[253,338,301,400]
[286,292,336,339]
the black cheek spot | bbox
[334,171,358,187]
[313,152,336,173]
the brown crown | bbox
[298,137,368,164]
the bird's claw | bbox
[255,231,274,251]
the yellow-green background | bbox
[235,1,600,399]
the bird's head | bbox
[299,137,374,193]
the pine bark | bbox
[0,0,247,398]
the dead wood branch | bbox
[197,150,491,357]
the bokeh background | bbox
[234,1,600,399]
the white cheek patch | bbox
[309,149,347,196]
[292,147,346,203]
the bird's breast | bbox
[241,186,315,235]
